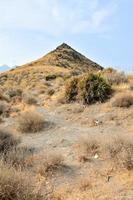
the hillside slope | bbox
[0,43,103,90]
[21,43,103,71]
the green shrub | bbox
[65,74,112,104]
[78,74,112,104]
[45,74,56,81]
[65,77,79,102]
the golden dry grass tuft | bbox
[0,161,42,200]
[112,93,133,108]
[106,135,133,170]
[36,152,64,177]
[75,134,133,171]
[0,129,20,153]
[102,68,128,85]
[76,137,101,162]
[17,110,45,133]
[23,94,37,105]
[3,146,34,169]
[0,101,9,116]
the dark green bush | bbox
[78,74,112,104]
[65,77,79,102]
[45,74,56,81]
[7,88,22,98]
[65,73,112,104]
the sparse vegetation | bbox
[17,111,45,133]
[106,136,133,170]
[0,101,9,116]
[102,68,128,85]
[4,146,34,169]
[23,94,37,105]
[112,93,133,107]
[0,92,9,102]
[0,129,20,153]
[129,83,133,90]
[76,137,100,162]
[37,153,64,176]
[75,134,133,171]
[0,161,42,200]
[0,44,133,200]
[65,76,79,102]
[6,88,22,98]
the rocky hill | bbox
[21,43,103,72]
[0,43,103,90]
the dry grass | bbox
[6,88,22,98]
[76,178,92,192]
[102,69,128,85]
[0,117,3,123]
[23,94,37,105]
[0,89,9,102]
[17,111,45,133]
[4,146,34,169]
[129,83,133,90]
[53,176,96,200]
[106,135,133,170]
[112,93,133,108]
[37,152,64,177]
[75,134,133,171]
[0,129,20,153]
[76,137,101,162]
[53,171,133,200]
[0,101,9,116]
[0,161,42,200]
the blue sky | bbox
[0,0,133,72]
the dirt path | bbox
[21,107,126,153]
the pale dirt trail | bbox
[21,107,125,152]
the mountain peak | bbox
[56,43,72,50]
[20,43,103,72]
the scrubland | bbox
[0,47,133,200]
